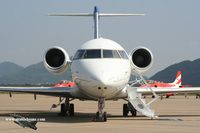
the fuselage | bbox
[71,38,131,99]
[141,81,177,88]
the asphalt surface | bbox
[0,94,200,133]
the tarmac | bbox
[0,94,200,133]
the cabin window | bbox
[103,50,121,58]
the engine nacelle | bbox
[43,46,71,74]
[130,47,153,73]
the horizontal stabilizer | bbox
[48,13,93,16]
[48,13,145,17]
[99,13,145,16]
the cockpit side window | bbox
[103,50,121,58]
[83,49,101,59]
[73,50,85,60]
[118,50,129,59]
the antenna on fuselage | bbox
[48,6,145,39]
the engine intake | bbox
[130,47,153,73]
[44,46,70,74]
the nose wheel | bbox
[94,98,107,122]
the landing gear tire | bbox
[123,103,137,117]
[123,104,128,117]
[103,112,107,122]
[58,98,75,116]
[96,112,99,119]
[130,108,137,116]
[69,104,74,116]
[59,103,67,116]
[95,111,107,122]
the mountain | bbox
[151,58,200,86]
[0,62,71,85]
[0,61,24,77]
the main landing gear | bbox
[123,102,137,117]
[59,98,74,116]
[94,98,107,122]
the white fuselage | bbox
[71,38,131,99]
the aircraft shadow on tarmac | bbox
[0,110,99,123]
[1,110,200,123]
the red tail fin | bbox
[173,70,182,86]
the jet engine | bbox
[43,46,71,74]
[130,47,153,73]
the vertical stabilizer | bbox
[173,71,182,86]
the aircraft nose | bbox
[95,75,109,86]
[91,71,114,87]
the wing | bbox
[0,86,80,98]
[136,87,200,95]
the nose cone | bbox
[89,71,122,98]
[92,72,112,87]
[90,67,129,88]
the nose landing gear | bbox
[94,98,107,122]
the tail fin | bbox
[173,71,182,86]
[48,6,145,39]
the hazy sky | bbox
[0,0,199,76]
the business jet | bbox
[1,6,200,122]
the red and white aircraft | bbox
[140,71,182,98]
[0,7,200,121]
[141,71,182,88]
[141,71,192,98]
[54,80,76,88]
[141,71,186,98]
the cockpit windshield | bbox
[73,49,129,60]
[73,50,85,60]
[118,50,129,59]
[83,49,101,59]
[103,50,120,58]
